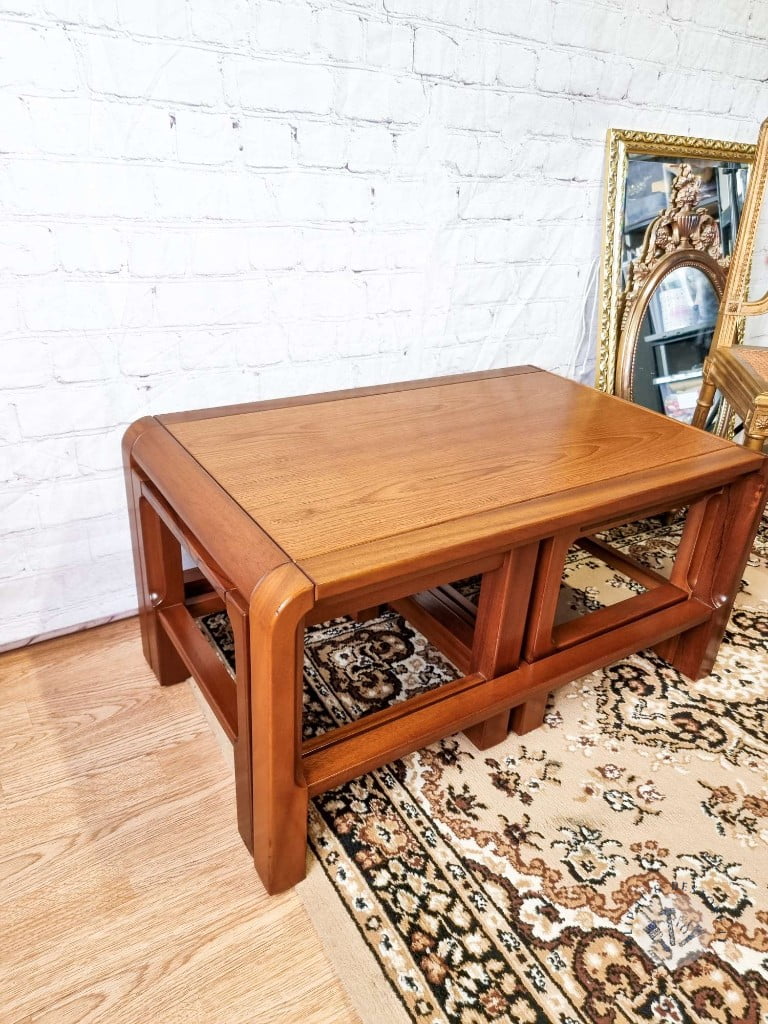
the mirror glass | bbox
[617,155,749,427]
[631,266,720,422]
[595,130,756,406]
[622,157,749,271]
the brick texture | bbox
[1,0,768,648]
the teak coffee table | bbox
[123,366,768,894]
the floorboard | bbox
[0,618,359,1024]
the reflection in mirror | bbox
[595,130,756,409]
[616,160,740,426]
[631,267,720,421]
[623,158,747,269]
[616,162,729,423]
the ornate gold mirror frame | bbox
[616,166,728,404]
[595,130,755,401]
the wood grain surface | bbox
[0,619,358,1024]
[121,365,767,897]
[301,445,762,599]
[167,370,744,572]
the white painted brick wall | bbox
[2,0,768,650]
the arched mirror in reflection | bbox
[620,258,725,421]
[615,166,728,425]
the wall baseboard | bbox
[0,608,138,656]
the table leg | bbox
[655,464,768,678]
[464,542,539,750]
[524,534,576,661]
[226,591,254,853]
[508,533,577,736]
[355,605,383,622]
[510,692,549,735]
[249,564,315,894]
[123,463,188,687]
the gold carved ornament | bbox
[618,165,729,330]
[614,165,730,404]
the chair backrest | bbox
[708,117,768,352]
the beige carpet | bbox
[200,511,768,1024]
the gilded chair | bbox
[693,117,768,450]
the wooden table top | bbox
[159,366,762,595]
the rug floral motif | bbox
[201,513,768,1024]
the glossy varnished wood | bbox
[248,564,315,894]
[464,542,540,747]
[0,619,358,1024]
[166,371,743,579]
[122,420,188,687]
[227,589,256,852]
[301,446,759,600]
[123,365,768,895]
[158,601,237,738]
[158,364,539,425]
[300,596,714,796]
[656,466,768,675]
[128,419,290,600]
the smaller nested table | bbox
[123,366,768,894]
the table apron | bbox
[139,479,239,599]
[301,596,711,796]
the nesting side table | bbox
[123,366,768,894]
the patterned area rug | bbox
[201,513,768,1024]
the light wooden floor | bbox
[0,618,359,1024]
